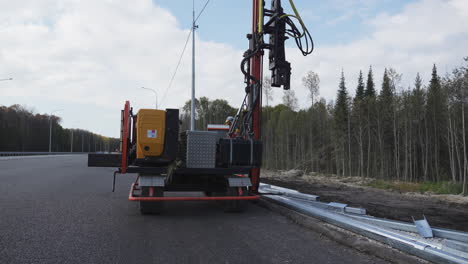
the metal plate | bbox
[228,177,252,187]
[186,131,217,168]
[138,175,166,187]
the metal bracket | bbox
[327,202,348,212]
[259,183,319,201]
[413,215,434,238]
[344,207,367,215]
[112,170,119,192]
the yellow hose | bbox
[282,0,308,38]
[258,0,308,37]
[258,0,264,33]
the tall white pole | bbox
[141,87,158,109]
[190,0,196,131]
[49,117,52,152]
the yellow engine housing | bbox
[136,109,166,159]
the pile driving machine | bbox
[88,0,313,214]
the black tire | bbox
[223,187,248,213]
[139,187,164,215]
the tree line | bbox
[180,97,237,131]
[182,58,468,194]
[263,57,468,194]
[0,105,119,152]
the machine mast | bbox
[249,0,263,192]
[239,0,313,192]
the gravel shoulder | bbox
[261,170,468,232]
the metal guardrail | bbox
[260,183,468,264]
[0,152,87,157]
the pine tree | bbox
[363,66,377,178]
[378,68,395,178]
[415,72,422,91]
[380,69,393,99]
[426,64,446,181]
[413,72,425,180]
[429,65,441,93]
[365,66,376,97]
[353,70,366,177]
[355,70,365,101]
[335,71,349,128]
[334,71,350,176]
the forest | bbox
[0,105,119,152]
[182,58,468,194]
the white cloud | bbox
[0,0,467,137]
[285,0,468,107]
[0,0,244,137]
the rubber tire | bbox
[223,187,248,213]
[139,187,164,215]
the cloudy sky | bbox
[1,0,467,137]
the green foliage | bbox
[180,97,236,131]
[419,181,463,194]
[367,180,463,195]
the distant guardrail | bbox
[0,152,89,157]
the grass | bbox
[367,180,463,195]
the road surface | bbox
[0,155,387,264]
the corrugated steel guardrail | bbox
[0,152,87,157]
[260,183,468,264]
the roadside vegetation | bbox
[367,180,463,195]
[0,105,119,152]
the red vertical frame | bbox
[250,0,262,192]
[121,101,130,174]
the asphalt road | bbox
[0,155,387,264]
